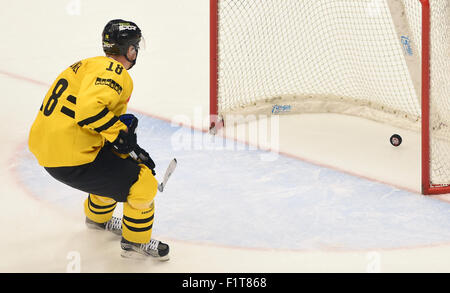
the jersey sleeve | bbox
[75,64,131,143]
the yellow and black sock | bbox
[122,201,154,244]
[84,194,117,224]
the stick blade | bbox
[158,158,177,192]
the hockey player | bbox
[28,19,169,260]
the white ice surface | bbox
[1,0,450,273]
[15,114,450,252]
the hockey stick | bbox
[158,158,177,192]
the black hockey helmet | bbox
[102,19,142,68]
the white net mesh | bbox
[215,0,450,187]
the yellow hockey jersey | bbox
[29,56,133,167]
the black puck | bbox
[390,134,402,147]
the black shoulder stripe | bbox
[78,107,109,127]
[66,95,77,104]
[94,116,119,133]
[61,106,75,118]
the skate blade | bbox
[86,223,122,236]
[85,223,105,231]
[121,250,170,261]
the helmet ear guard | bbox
[124,44,139,69]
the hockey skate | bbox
[120,237,170,261]
[85,216,122,236]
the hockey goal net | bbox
[210,0,449,195]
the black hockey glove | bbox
[114,114,156,175]
[133,145,156,176]
[112,114,138,154]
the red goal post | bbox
[210,0,450,195]
[420,0,450,195]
